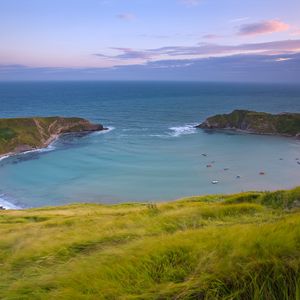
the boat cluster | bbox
[202,153,245,185]
[201,153,300,185]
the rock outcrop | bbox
[196,110,300,137]
[0,117,107,157]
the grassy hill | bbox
[1,187,300,299]
[0,117,105,156]
[197,110,300,137]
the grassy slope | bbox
[0,117,96,155]
[0,118,43,154]
[0,188,300,299]
[201,110,300,136]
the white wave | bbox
[0,195,20,210]
[169,124,197,137]
[22,144,56,156]
[92,126,115,135]
[0,155,10,162]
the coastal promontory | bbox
[0,117,106,157]
[197,110,300,137]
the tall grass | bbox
[0,188,299,299]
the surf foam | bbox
[0,195,20,210]
[169,124,197,137]
[92,126,115,135]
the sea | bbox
[0,81,299,208]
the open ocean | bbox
[0,81,300,208]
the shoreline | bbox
[0,196,21,210]
[0,127,115,209]
[0,124,298,211]
[199,127,300,139]
[0,134,59,162]
[0,116,108,161]
[0,127,111,162]
[2,183,299,211]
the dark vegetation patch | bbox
[0,128,17,141]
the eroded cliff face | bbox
[0,117,106,156]
[197,110,300,137]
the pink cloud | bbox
[238,20,290,36]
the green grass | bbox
[0,117,101,155]
[200,110,300,136]
[0,128,17,141]
[1,187,300,299]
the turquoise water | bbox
[0,82,299,208]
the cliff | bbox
[197,110,300,137]
[0,117,106,156]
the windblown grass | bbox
[0,187,300,299]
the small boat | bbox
[279,158,283,160]
[296,158,299,161]
[212,180,219,184]
[259,172,265,175]
[206,164,212,168]
[297,161,300,165]
[224,168,229,171]
[202,153,207,157]
[236,175,241,179]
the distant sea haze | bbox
[0,81,299,208]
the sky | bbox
[1,0,300,81]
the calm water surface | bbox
[0,81,299,208]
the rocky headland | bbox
[197,110,300,137]
[0,117,107,158]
